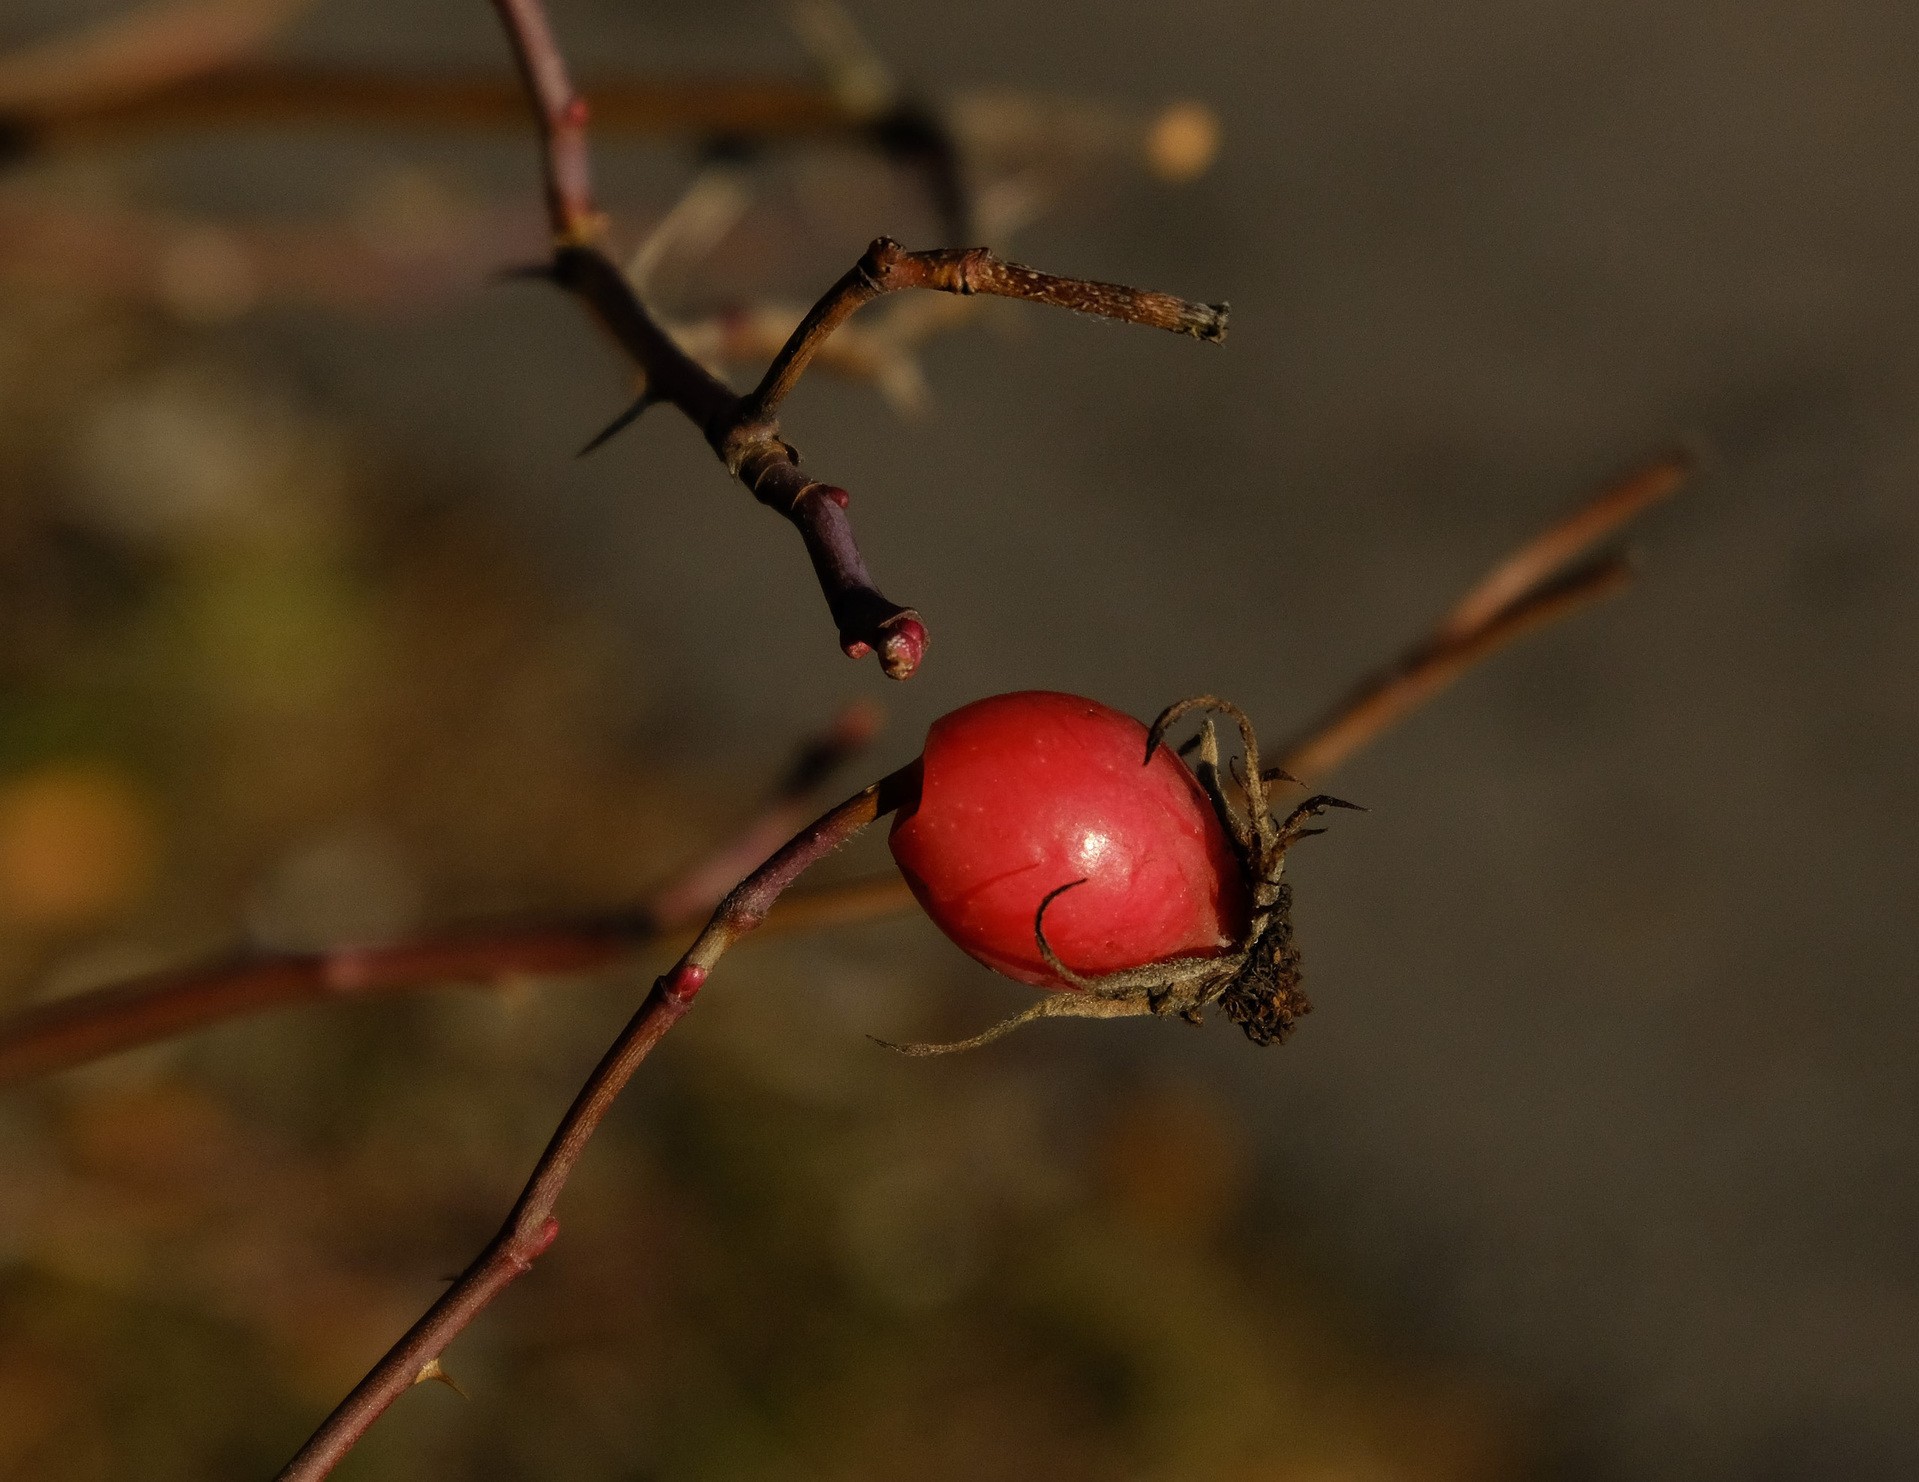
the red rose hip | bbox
[888,691,1247,987]
[883,691,1355,1053]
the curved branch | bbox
[5,68,847,140]
[1275,449,1691,780]
[0,704,879,1088]
[272,766,917,1481]
[265,448,1687,1477]
[0,453,1684,1087]
[485,0,1221,680]
[0,0,310,118]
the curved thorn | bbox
[1278,794,1366,844]
[577,391,659,457]
[1297,794,1365,814]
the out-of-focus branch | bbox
[0,191,540,317]
[260,449,1687,1478]
[0,456,1683,1087]
[1430,452,1688,646]
[0,191,958,400]
[0,705,879,1088]
[485,0,1223,679]
[5,66,1216,215]
[770,450,1692,928]
[272,765,918,1482]
[0,0,311,120]
[1275,450,1691,780]
[7,68,847,142]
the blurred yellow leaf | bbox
[0,764,156,929]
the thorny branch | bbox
[484,0,1223,679]
[267,448,1687,1478]
[3,0,1216,408]
[0,4,1691,1478]
[0,451,1689,1086]
[272,767,919,1482]
[0,704,880,1086]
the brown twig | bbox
[6,68,848,142]
[272,766,918,1482]
[1276,450,1691,780]
[0,704,879,1087]
[484,0,1222,680]
[0,0,311,120]
[264,448,1685,1477]
[746,237,1224,420]
[0,455,1682,1086]
[1431,452,1689,648]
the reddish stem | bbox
[0,704,878,1086]
[0,455,1684,1087]
[489,0,597,242]
[273,768,914,1481]
[1276,449,1691,780]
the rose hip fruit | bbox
[888,691,1245,986]
[885,691,1358,1053]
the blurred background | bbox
[1,0,1916,1478]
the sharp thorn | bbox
[577,393,659,457]
[413,1358,470,1399]
[1262,767,1301,785]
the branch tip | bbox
[1193,301,1229,342]
[876,613,928,680]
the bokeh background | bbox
[2,1,1916,1478]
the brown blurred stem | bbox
[272,766,916,1482]
[1274,449,1690,780]
[269,449,1685,1477]
[0,454,1683,1088]
[6,68,851,144]
[0,704,879,1087]
[0,0,313,122]
[485,0,1221,679]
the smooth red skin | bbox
[888,691,1248,989]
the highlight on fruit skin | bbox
[883,691,1359,1054]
